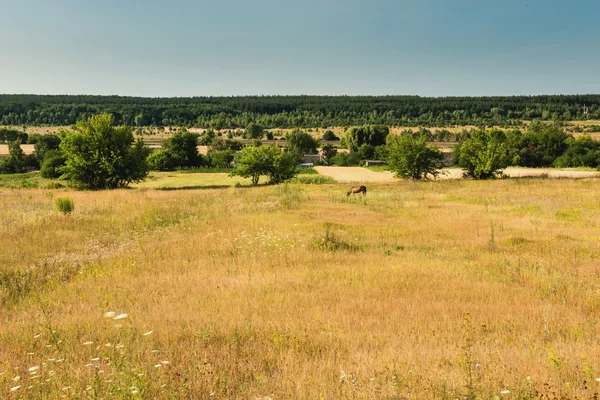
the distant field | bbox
[3,179,600,398]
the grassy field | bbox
[2,179,600,398]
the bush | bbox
[55,197,74,214]
[386,134,444,179]
[147,150,175,171]
[40,150,67,179]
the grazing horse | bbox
[347,185,367,197]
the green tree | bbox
[455,129,509,179]
[244,123,264,139]
[322,130,339,141]
[148,129,204,171]
[1,139,26,173]
[230,145,297,185]
[386,134,444,179]
[59,113,150,189]
[554,135,600,168]
[342,125,390,152]
[40,150,67,178]
[208,149,235,168]
[321,143,338,161]
[285,129,319,160]
[33,134,61,164]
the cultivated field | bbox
[2,178,600,398]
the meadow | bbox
[2,178,600,398]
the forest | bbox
[1,94,599,128]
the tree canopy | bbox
[59,113,150,189]
[230,145,298,185]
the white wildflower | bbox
[143,331,153,336]
[113,313,128,320]
[82,341,93,346]
[10,386,21,392]
[103,311,116,318]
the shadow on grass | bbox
[156,184,262,191]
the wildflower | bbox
[103,311,116,318]
[33,334,41,338]
[12,376,20,382]
[10,386,21,392]
[113,313,128,320]
[91,357,100,361]
[105,343,112,347]
[152,349,159,353]
[596,377,600,382]
[62,386,71,391]
[82,341,93,346]
[501,389,510,395]
[28,366,40,373]
[131,387,140,394]
[154,364,162,368]
[143,331,153,336]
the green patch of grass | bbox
[173,167,234,174]
[296,166,318,175]
[363,164,390,172]
[135,172,254,189]
[289,175,336,184]
[556,208,581,222]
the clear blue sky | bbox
[2,0,599,96]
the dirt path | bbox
[314,166,600,182]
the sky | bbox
[1,0,599,97]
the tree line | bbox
[3,114,600,187]
[1,94,600,128]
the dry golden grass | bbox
[2,180,600,398]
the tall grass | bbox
[2,178,600,398]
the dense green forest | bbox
[1,94,599,128]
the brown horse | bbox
[347,185,367,197]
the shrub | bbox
[55,197,74,214]
[40,150,66,179]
